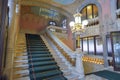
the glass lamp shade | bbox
[82,20,88,26]
[69,12,88,33]
[74,13,82,24]
[69,21,75,27]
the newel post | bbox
[75,48,85,79]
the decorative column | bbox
[5,0,21,79]
[75,48,85,79]
[102,35,109,67]
[14,3,21,57]
[77,35,80,48]
[73,32,77,51]
[5,0,15,79]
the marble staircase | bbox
[41,35,79,80]
[12,33,30,80]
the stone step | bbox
[13,67,28,71]
[14,57,28,61]
[14,76,30,80]
[15,52,27,55]
[15,56,28,59]
[16,53,27,56]
[16,45,26,47]
[65,73,79,80]
[57,63,67,67]
[14,62,28,66]
[16,49,26,51]
[15,51,27,53]
[15,48,26,50]
[14,70,29,77]
[59,66,69,70]
[62,69,71,76]
[14,64,29,69]
[14,60,28,63]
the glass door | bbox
[111,32,120,71]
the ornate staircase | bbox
[41,35,79,80]
[13,33,67,80]
[25,34,66,80]
[13,32,29,80]
[12,33,79,80]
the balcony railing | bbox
[47,26,68,39]
[85,17,99,27]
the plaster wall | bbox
[20,13,47,31]
[20,6,47,31]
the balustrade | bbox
[85,17,99,27]
[82,56,104,65]
[47,34,76,66]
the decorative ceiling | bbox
[19,0,84,30]
[19,0,83,15]
[52,0,76,5]
[31,6,66,21]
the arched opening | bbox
[117,0,120,9]
[80,4,98,21]
[48,21,57,26]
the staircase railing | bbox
[46,30,84,79]
[46,30,85,79]
[48,35,75,66]
[47,26,68,39]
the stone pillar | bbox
[76,35,80,48]
[110,0,117,21]
[14,3,21,57]
[73,32,76,51]
[102,35,109,67]
[75,49,84,79]
[5,0,21,80]
[5,0,16,79]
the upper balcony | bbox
[80,17,100,37]
[47,25,68,39]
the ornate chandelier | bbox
[69,12,88,33]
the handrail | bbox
[46,31,75,66]
[46,29,105,65]
[47,26,68,34]
[47,25,68,31]
[46,29,75,57]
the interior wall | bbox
[20,6,48,32]
[20,13,47,31]
[59,38,74,50]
